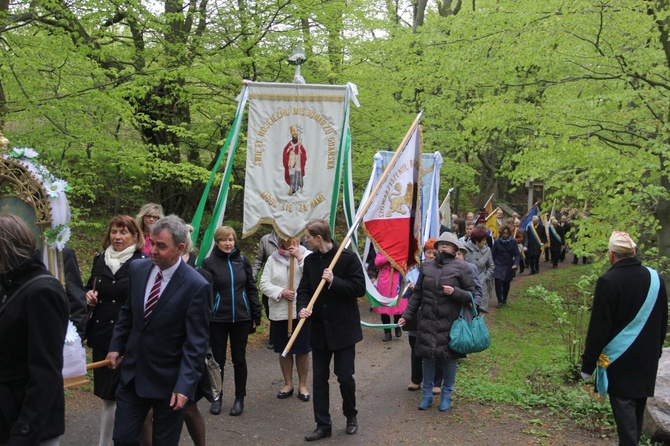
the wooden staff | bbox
[87,359,111,370]
[57,250,66,286]
[287,239,296,335]
[282,112,423,357]
[519,200,541,224]
[485,206,501,222]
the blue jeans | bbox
[422,357,458,398]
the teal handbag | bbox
[448,293,491,354]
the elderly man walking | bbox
[581,231,668,446]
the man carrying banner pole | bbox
[297,219,365,441]
[288,113,423,440]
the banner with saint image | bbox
[243,82,353,239]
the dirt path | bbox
[62,260,611,445]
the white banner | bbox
[243,83,350,239]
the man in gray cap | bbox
[581,231,667,446]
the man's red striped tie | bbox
[144,271,162,319]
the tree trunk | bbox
[657,153,670,260]
[437,0,463,17]
[412,0,428,32]
[653,0,670,260]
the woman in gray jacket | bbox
[464,227,495,312]
[399,231,477,412]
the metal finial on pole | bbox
[289,47,306,84]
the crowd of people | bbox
[0,202,665,446]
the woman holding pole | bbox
[259,238,312,401]
[85,215,145,446]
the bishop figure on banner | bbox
[283,125,307,196]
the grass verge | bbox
[456,265,614,435]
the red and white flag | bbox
[361,122,422,275]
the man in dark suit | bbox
[107,215,210,446]
[297,219,366,441]
[581,231,667,446]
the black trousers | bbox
[311,345,357,429]
[494,278,511,303]
[527,255,540,273]
[609,395,647,446]
[113,380,185,446]
[210,321,251,398]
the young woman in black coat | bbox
[85,215,145,446]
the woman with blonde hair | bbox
[202,226,262,416]
[134,203,164,256]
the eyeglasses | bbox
[144,215,160,220]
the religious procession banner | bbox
[356,149,442,307]
[242,82,355,239]
[193,82,358,265]
[360,122,422,276]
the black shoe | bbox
[346,416,358,435]
[209,398,222,415]
[267,342,274,349]
[382,331,392,342]
[298,392,310,402]
[229,398,244,416]
[305,428,332,441]
[395,327,402,338]
[277,388,294,399]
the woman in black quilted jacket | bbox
[399,231,476,412]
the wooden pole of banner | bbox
[63,359,112,389]
[288,243,295,335]
[519,200,541,224]
[485,207,501,222]
[281,112,423,357]
[87,359,112,370]
[483,193,494,213]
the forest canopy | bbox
[2,0,670,263]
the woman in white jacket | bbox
[259,238,312,401]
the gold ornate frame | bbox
[0,156,62,279]
[0,157,53,226]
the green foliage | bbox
[1,0,670,265]
[524,270,598,377]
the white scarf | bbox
[104,244,136,274]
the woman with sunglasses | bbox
[134,203,164,256]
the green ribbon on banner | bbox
[194,86,249,266]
